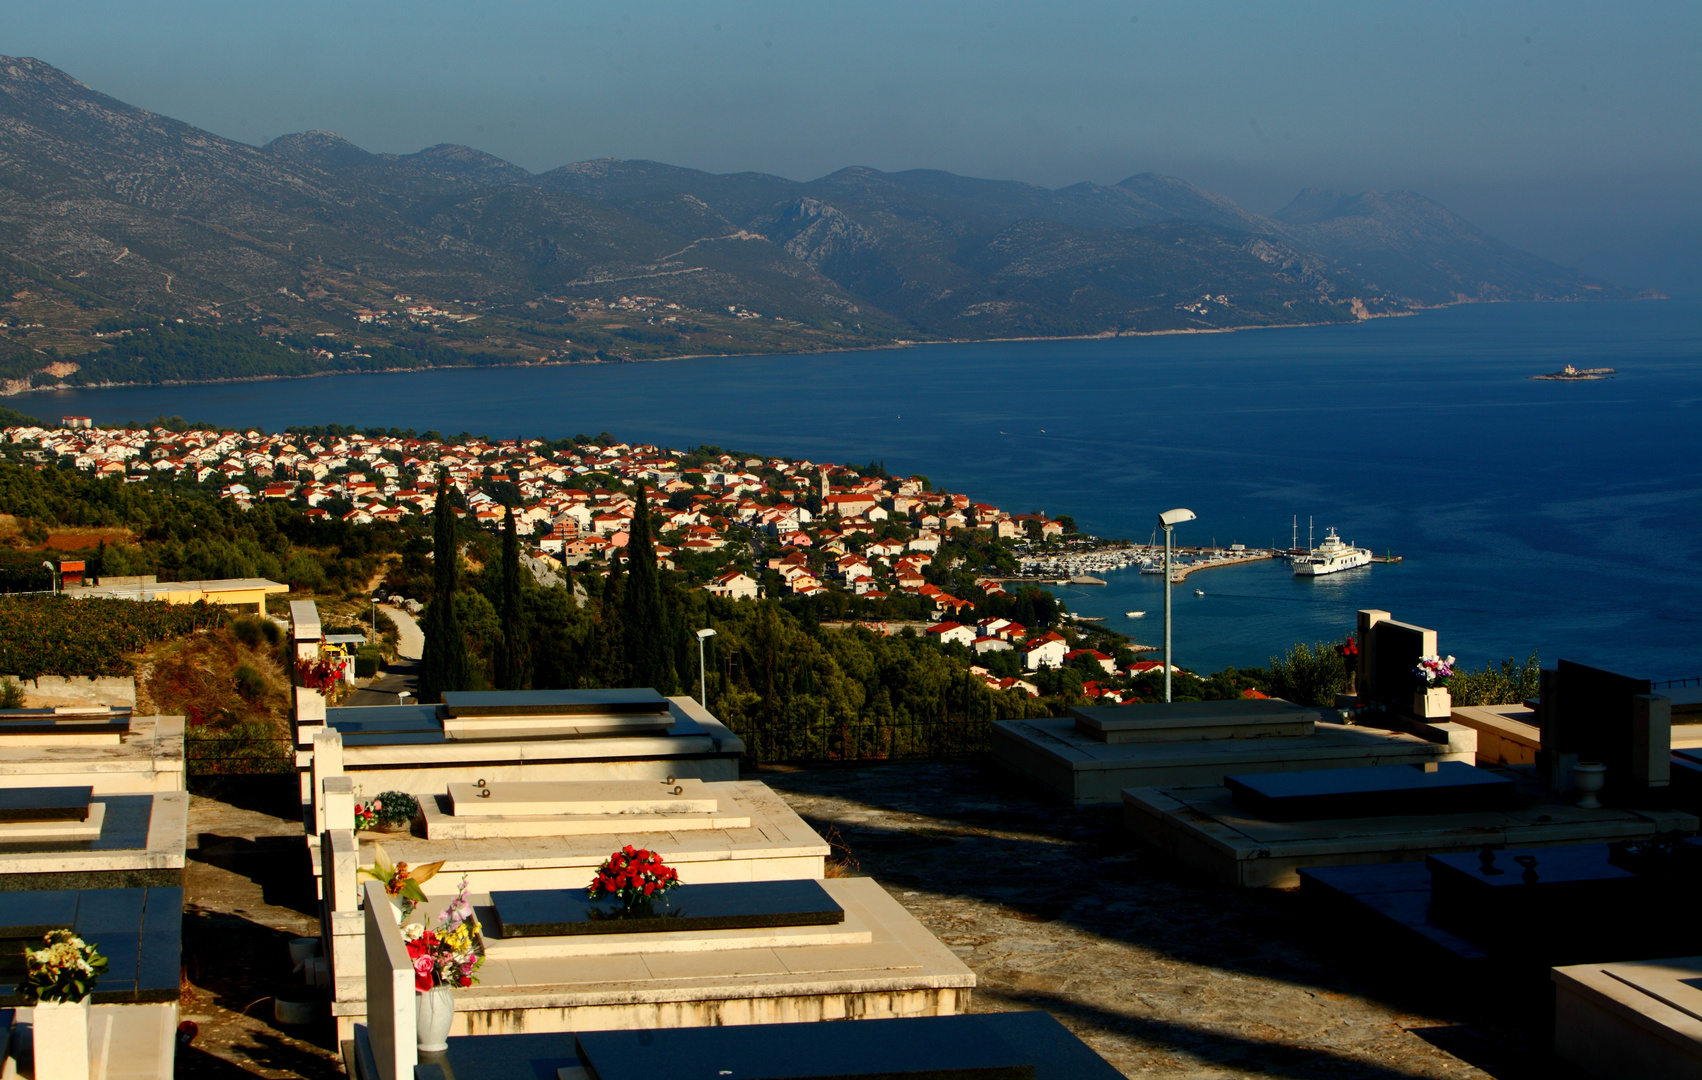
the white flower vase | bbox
[1574,761,1607,809]
[416,986,455,1053]
[1414,686,1452,719]
[32,998,91,1080]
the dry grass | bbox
[135,625,290,732]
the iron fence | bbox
[185,734,294,775]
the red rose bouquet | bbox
[587,845,681,912]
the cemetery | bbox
[0,709,190,1077]
[2,594,1696,1078]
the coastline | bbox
[0,306,1427,401]
[3,295,1653,403]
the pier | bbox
[1167,552,1277,583]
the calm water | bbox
[31,301,1702,678]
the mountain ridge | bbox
[0,55,1635,394]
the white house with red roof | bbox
[924,621,976,647]
[1021,631,1069,671]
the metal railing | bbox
[185,735,294,775]
[1654,677,1702,690]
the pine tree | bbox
[495,505,530,690]
[622,483,675,692]
[418,470,470,703]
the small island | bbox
[1532,364,1615,381]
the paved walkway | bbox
[344,604,421,706]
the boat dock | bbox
[1371,555,1402,564]
[1168,552,1277,583]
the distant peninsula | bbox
[1532,365,1616,381]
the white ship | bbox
[1292,528,1372,576]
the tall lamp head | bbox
[1158,508,1196,530]
[696,628,717,641]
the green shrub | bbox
[231,616,266,648]
[1266,641,1350,707]
[1449,653,1541,707]
[354,653,379,678]
[0,679,25,708]
[233,662,267,701]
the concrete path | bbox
[344,603,422,706]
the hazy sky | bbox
[11,1,1701,292]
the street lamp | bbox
[1157,508,1196,703]
[695,628,717,709]
[40,561,56,596]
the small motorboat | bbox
[1194,588,1205,596]
[1126,611,1145,618]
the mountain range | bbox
[0,55,1632,393]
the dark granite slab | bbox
[0,794,153,858]
[489,880,844,938]
[412,1011,1125,1080]
[0,786,93,823]
[0,886,181,1004]
[441,689,670,717]
[0,711,131,737]
[326,699,706,747]
[1226,762,1516,821]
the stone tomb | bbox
[1225,762,1516,821]
[438,689,678,740]
[0,708,184,794]
[354,875,975,1048]
[371,1013,1127,1080]
[319,778,832,1039]
[993,698,1469,806]
[1300,840,1702,977]
[1552,955,1702,1080]
[300,691,745,818]
[424,779,750,839]
[0,786,188,891]
[1535,659,1671,800]
[1123,763,1698,888]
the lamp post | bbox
[40,561,57,596]
[695,628,717,709]
[1157,508,1196,703]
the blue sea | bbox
[30,301,1702,679]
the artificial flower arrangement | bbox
[1413,654,1457,688]
[402,876,484,992]
[587,845,681,913]
[296,656,347,691]
[16,929,109,1004]
[354,790,420,832]
[357,842,445,918]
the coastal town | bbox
[2,418,1190,702]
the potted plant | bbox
[1412,654,1456,719]
[587,846,682,917]
[17,929,109,1080]
[355,790,420,834]
[404,876,484,1053]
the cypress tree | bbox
[622,483,674,693]
[495,505,531,690]
[597,552,627,687]
[418,470,470,703]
